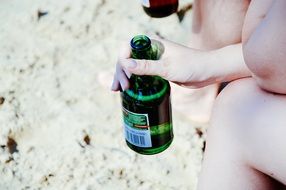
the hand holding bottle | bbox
[121,35,173,155]
[112,36,212,91]
[112,35,251,91]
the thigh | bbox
[217,78,286,185]
[191,0,250,49]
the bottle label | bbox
[123,107,152,148]
[141,0,150,7]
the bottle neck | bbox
[130,45,156,84]
[131,45,153,59]
[124,35,169,101]
[130,75,155,90]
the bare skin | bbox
[111,0,251,122]
[198,78,286,189]
[169,0,251,122]
[112,0,286,188]
[198,0,286,189]
[190,0,249,49]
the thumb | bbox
[121,58,166,77]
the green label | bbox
[123,108,149,129]
[123,107,152,148]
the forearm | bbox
[188,43,251,87]
[117,38,251,89]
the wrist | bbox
[204,44,251,84]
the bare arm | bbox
[243,0,286,94]
[179,43,251,88]
[112,0,251,91]
[113,40,251,90]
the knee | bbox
[206,78,261,155]
[211,78,259,127]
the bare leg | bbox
[171,83,217,123]
[197,78,286,189]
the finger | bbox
[117,42,132,79]
[112,71,130,91]
[118,41,131,59]
[119,73,130,91]
[111,79,120,91]
[150,34,164,41]
[121,58,166,78]
[116,63,130,90]
[111,75,120,91]
[174,81,210,89]
[151,35,182,49]
[123,68,132,79]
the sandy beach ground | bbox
[0,0,205,189]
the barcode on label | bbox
[126,130,146,146]
[124,124,152,148]
[141,0,150,7]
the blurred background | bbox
[0,0,205,189]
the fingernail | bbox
[110,84,115,91]
[111,81,117,91]
[128,60,137,69]
[126,72,131,79]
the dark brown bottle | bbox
[141,0,178,18]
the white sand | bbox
[0,0,205,189]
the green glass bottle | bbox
[121,35,173,155]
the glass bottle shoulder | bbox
[121,76,170,104]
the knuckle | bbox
[143,59,149,72]
[162,59,170,68]
[138,59,149,74]
[116,65,123,75]
[116,60,124,70]
[161,70,169,79]
[159,60,169,78]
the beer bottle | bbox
[140,0,178,18]
[121,35,174,155]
